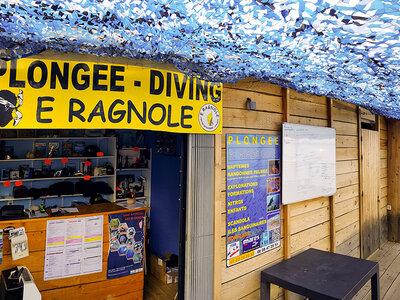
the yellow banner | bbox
[0,58,223,134]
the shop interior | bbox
[0,128,184,299]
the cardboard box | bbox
[150,252,179,284]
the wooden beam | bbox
[388,119,400,242]
[377,116,381,248]
[328,98,336,253]
[282,88,291,300]
[357,106,365,258]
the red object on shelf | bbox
[134,147,140,152]
[15,180,23,187]
[97,152,104,157]
[44,159,52,165]
[3,181,11,187]
[85,160,92,166]
[61,158,69,163]
[84,175,91,181]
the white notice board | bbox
[282,122,336,205]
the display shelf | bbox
[116,196,146,201]
[0,156,114,162]
[116,168,149,171]
[0,194,87,202]
[0,175,114,184]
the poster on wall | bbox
[107,210,145,279]
[226,134,281,267]
[44,216,103,280]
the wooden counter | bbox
[0,203,150,300]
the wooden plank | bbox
[360,107,375,123]
[290,90,327,105]
[289,197,329,217]
[223,108,282,131]
[290,99,328,119]
[336,172,359,188]
[336,221,359,246]
[380,116,388,131]
[335,209,359,232]
[332,121,358,136]
[239,288,284,300]
[361,128,380,257]
[335,196,359,217]
[290,206,329,235]
[334,184,359,204]
[336,233,360,256]
[336,135,358,148]
[287,116,328,127]
[380,149,388,159]
[220,258,283,300]
[380,129,388,140]
[221,243,283,283]
[291,235,330,257]
[336,147,358,161]
[290,222,330,253]
[336,160,358,175]
[223,88,282,113]
[41,273,144,300]
[387,119,400,241]
[332,100,357,123]
[224,79,282,96]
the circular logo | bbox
[198,104,220,132]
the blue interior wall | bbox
[146,131,181,258]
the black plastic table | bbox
[260,248,379,300]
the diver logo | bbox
[198,103,220,132]
[0,89,23,127]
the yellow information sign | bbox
[0,58,223,134]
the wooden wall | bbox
[214,79,389,300]
[0,210,144,300]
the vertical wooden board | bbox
[388,120,400,242]
[361,129,380,257]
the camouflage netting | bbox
[0,0,400,117]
